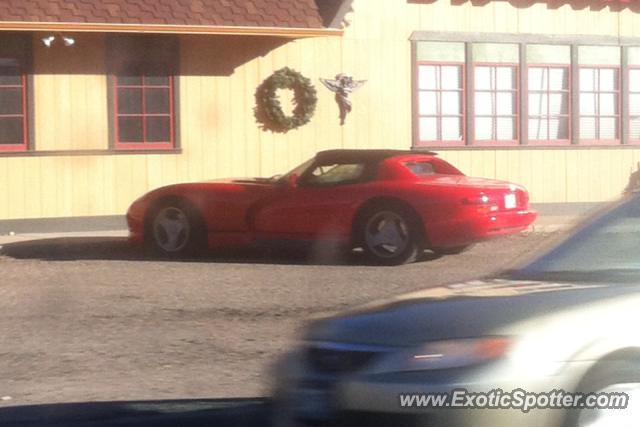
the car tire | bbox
[432,244,474,256]
[564,358,640,427]
[146,198,206,258]
[357,203,423,266]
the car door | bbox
[252,161,374,240]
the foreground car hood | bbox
[307,279,639,347]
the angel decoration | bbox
[320,74,366,125]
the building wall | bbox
[1,0,640,220]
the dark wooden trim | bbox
[0,148,182,157]
[570,45,580,145]
[26,35,35,151]
[414,144,640,151]
[622,46,630,145]
[411,40,419,147]
[464,41,474,145]
[410,31,640,46]
[519,43,528,146]
[106,73,115,150]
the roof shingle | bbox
[0,0,327,28]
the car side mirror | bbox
[287,173,299,188]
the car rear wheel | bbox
[566,359,640,427]
[147,199,206,258]
[359,205,422,265]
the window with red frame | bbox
[0,58,27,151]
[114,68,174,149]
[528,66,570,144]
[629,68,640,142]
[579,67,619,142]
[474,65,518,144]
[417,63,465,145]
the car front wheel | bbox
[147,199,205,258]
[359,206,422,265]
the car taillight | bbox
[463,194,499,214]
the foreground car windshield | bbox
[511,194,640,282]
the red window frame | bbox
[415,61,466,147]
[526,64,571,146]
[113,68,175,150]
[628,66,640,145]
[578,65,621,146]
[0,66,28,152]
[472,63,520,147]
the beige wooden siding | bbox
[3,0,640,220]
[33,33,109,151]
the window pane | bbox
[475,67,492,90]
[146,116,171,142]
[580,69,596,91]
[117,74,143,86]
[496,92,515,115]
[580,93,597,115]
[145,89,170,114]
[118,88,142,114]
[145,75,170,86]
[630,69,640,92]
[496,67,515,89]
[419,117,437,141]
[475,117,493,140]
[599,69,618,91]
[441,91,461,114]
[580,117,596,139]
[529,93,547,116]
[549,68,569,90]
[419,91,437,115]
[441,117,463,140]
[0,117,22,144]
[630,94,640,115]
[416,41,465,62]
[529,118,547,140]
[528,67,547,91]
[631,118,640,140]
[527,45,570,64]
[441,66,462,89]
[599,93,618,115]
[418,66,437,90]
[549,117,569,139]
[475,92,493,115]
[496,117,516,140]
[0,88,22,115]
[118,117,143,142]
[599,117,618,139]
[0,66,21,86]
[549,93,569,115]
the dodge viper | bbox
[126,149,537,265]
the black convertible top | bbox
[315,149,437,164]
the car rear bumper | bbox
[427,209,537,248]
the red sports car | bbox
[127,149,537,265]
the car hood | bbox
[307,279,640,347]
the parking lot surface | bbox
[0,232,557,407]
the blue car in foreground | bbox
[272,192,640,427]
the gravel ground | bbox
[0,232,559,407]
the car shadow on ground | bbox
[0,237,442,266]
[0,398,270,427]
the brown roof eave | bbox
[0,21,343,38]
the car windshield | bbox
[272,158,314,183]
[508,194,640,282]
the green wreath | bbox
[254,67,317,133]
